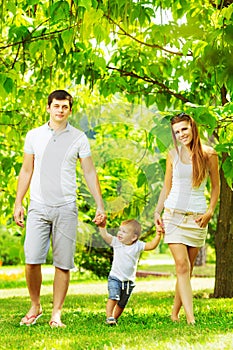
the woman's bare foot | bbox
[170,315,180,322]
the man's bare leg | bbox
[49,267,70,327]
[20,264,42,325]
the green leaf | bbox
[82,8,103,39]
[137,172,147,187]
[145,94,156,107]
[221,4,233,21]
[6,0,16,15]
[215,143,233,153]
[193,41,208,58]
[78,0,92,10]
[61,29,74,54]
[159,158,166,173]
[1,114,11,124]
[4,78,14,94]
[93,23,110,44]
[222,156,233,188]
[156,138,167,153]
[138,9,145,26]
[93,56,106,71]
[29,41,46,58]
[45,45,56,65]
[50,0,70,20]
[182,41,192,56]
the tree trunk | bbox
[195,246,206,266]
[213,153,233,298]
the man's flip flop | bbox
[49,320,66,328]
[20,312,43,326]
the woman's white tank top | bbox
[164,150,207,213]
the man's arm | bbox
[14,153,34,227]
[79,156,106,225]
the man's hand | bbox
[93,209,107,228]
[14,205,25,227]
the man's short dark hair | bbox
[48,90,73,110]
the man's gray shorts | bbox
[24,200,78,270]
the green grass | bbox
[138,263,215,277]
[1,263,231,349]
[0,291,232,350]
[0,262,215,289]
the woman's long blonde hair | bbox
[171,113,208,188]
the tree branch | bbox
[104,15,192,57]
[0,20,80,51]
[106,65,190,103]
[220,84,229,106]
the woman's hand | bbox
[154,212,164,234]
[195,209,213,228]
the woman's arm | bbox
[154,152,173,233]
[195,148,220,228]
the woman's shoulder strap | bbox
[169,147,179,163]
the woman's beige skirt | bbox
[162,208,208,247]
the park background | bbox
[0,0,233,349]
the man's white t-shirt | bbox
[24,122,91,206]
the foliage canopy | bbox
[0,0,233,294]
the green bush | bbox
[0,227,24,265]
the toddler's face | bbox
[117,225,137,245]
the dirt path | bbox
[0,277,215,299]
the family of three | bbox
[14,90,220,328]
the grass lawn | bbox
[138,252,216,277]
[0,259,232,349]
[138,263,215,277]
[0,291,232,350]
[0,264,232,350]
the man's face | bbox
[47,98,71,126]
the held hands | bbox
[93,209,107,228]
[154,212,164,235]
[14,205,25,227]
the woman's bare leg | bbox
[169,244,199,324]
[171,246,199,321]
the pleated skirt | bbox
[162,208,208,248]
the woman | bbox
[154,113,220,324]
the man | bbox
[14,90,106,328]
